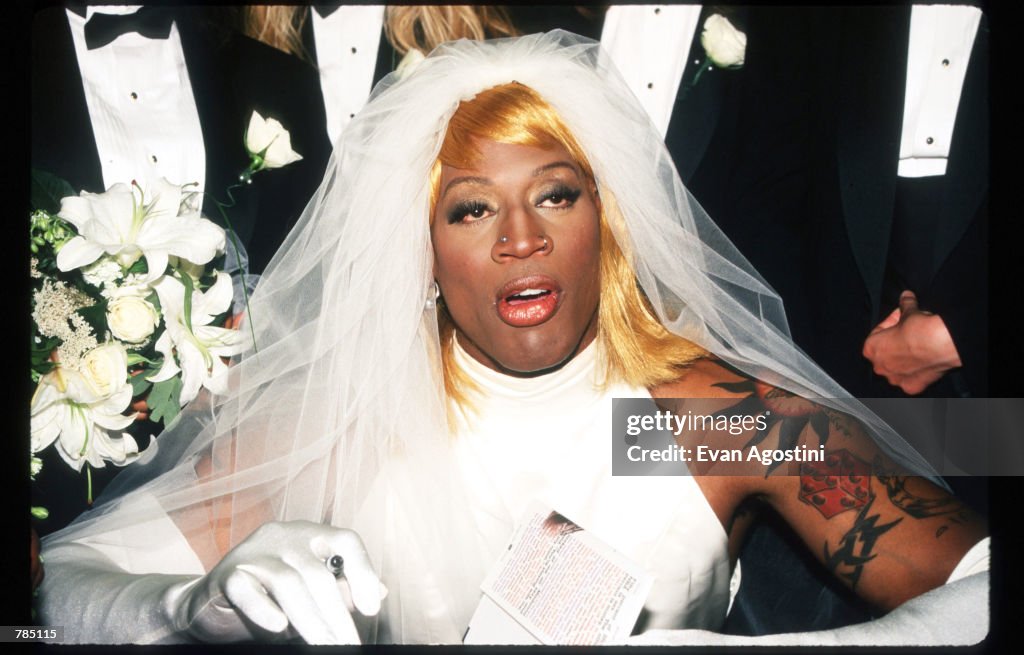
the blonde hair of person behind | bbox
[430,83,706,411]
[240,6,517,64]
[385,5,517,55]
[240,6,311,62]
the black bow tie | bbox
[313,5,340,19]
[84,7,174,50]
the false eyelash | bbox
[447,200,491,224]
[539,185,582,207]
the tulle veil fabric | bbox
[41,31,942,643]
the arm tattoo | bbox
[726,496,760,536]
[798,450,902,588]
[873,455,962,518]
[799,449,871,519]
[823,493,902,589]
[712,375,834,476]
[873,455,968,537]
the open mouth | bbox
[496,276,562,327]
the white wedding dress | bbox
[448,338,736,636]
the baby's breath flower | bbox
[32,279,99,369]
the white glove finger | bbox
[289,555,362,644]
[222,567,289,634]
[237,562,340,645]
[312,529,383,616]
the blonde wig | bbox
[431,83,706,408]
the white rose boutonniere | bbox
[244,111,303,172]
[395,48,426,80]
[682,13,748,98]
[701,14,747,69]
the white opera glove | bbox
[628,539,991,647]
[169,520,384,644]
[628,571,988,646]
[38,520,385,645]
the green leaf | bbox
[31,506,49,520]
[147,376,183,427]
[126,257,150,276]
[129,371,153,397]
[126,352,159,367]
[31,335,60,379]
[179,269,195,333]
[30,170,76,214]
[31,335,60,360]
[75,302,108,337]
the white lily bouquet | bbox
[30,111,301,512]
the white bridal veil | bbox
[40,31,944,643]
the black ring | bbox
[327,554,345,577]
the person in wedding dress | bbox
[36,31,989,645]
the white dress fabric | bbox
[450,339,734,633]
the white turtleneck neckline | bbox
[451,334,603,401]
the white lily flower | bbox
[245,111,303,170]
[148,271,248,405]
[30,345,142,471]
[55,178,226,283]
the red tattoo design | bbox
[800,449,871,519]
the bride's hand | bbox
[172,520,384,644]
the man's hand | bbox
[862,291,962,395]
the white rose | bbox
[395,48,425,80]
[245,111,303,170]
[107,295,160,344]
[701,14,747,69]
[79,343,129,399]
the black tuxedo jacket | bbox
[800,6,989,397]
[669,7,825,349]
[506,6,819,343]
[31,6,332,275]
[30,7,331,535]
